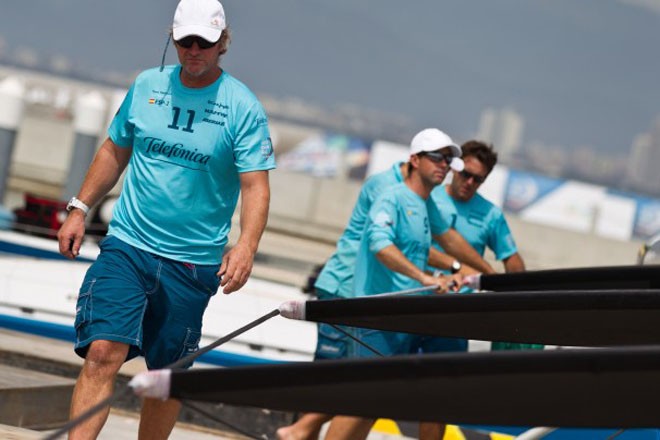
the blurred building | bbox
[625,115,660,194]
[476,107,524,164]
[566,146,626,187]
[524,141,568,178]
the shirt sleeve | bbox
[366,194,398,255]
[488,211,518,260]
[232,100,276,173]
[108,83,136,148]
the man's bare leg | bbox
[324,416,375,440]
[68,340,129,440]
[419,422,446,440]
[276,413,333,440]
[138,397,182,440]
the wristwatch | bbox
[66,197,90,216]
[450,260,462,274]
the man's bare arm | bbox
[374,245,451,293]
[57,137,132,258]
[503,252,526,273]
[218,170,270,294]
[427,247,480,275]
[434,229,496,274]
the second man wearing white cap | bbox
[277,129,495,440]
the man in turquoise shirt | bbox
[57,1,274,438]
[431,140,537,354]
[431,141,524,279]
[278,130,494,440]
[314,158,494,305]
[323,128,469,440]
[311,142,494,363]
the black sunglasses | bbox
[421,151,453,165]
[175,36,218,49]
[459,169,487,184]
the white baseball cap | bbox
[173,0,226,42]
[410,128,464,171]
[410,128,461,157]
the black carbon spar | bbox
[165,347,660,428]
[298,265,660,346]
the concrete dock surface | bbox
[0,328,282,439]
[1,410,240,440]
[0,328,418,440]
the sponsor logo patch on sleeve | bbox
[261,138,274,158]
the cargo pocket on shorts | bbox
[74,279,95,331]
[315,323,349,359]
[176,328,202,368]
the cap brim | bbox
[410,143,462,157]
[448,144,462,158]
[173,25,222,42]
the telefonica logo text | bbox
[144,137,211,165]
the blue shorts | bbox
[74,236,220,369]
[313,289,361,360]
[315,323,356,359]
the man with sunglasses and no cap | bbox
[57,0,275,438]
[431,140,525,278]
[430,140,539,345]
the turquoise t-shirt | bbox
[107,65,275,264]
[353,183,438,297]
[315,163,449,297]
[430,186,517,260]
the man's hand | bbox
[446,273,463,292]
[419,273,463,293]
[57,210,86,259]
[217,242,255,294]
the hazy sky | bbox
[0,0,659,154]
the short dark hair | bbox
[461,140,498,174]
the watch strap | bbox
[67,197,90,216]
